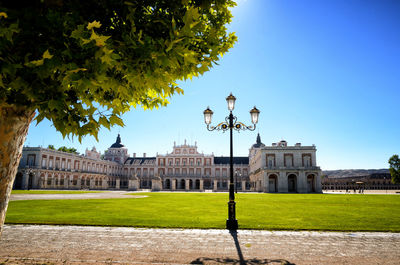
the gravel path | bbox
[10,191,147,201]
[1,225,399,264]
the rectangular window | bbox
[266,154,275,168]
[284,154,293,167]
[27,154,36,167]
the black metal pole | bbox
[227,111,238,230]
[235,171,237,194]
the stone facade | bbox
[15,134,322,193]
[322,173,400,191]
[249,138,322,193]
[15,135,250,192]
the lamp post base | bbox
[226,219,238,230]
[226,200,238,230]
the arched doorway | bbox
[189,179,193,189]
[14,172,23,189]
[268,174,278,193]
[307,174,315,192]
[195,179,200,189]
[204,179,211,189]
[28,173,34,189]
[180,179,185,189]
[288,174,297,192]
[165,179,171,189]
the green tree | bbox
[47,145,55,150]
[0,0,237,236]
[57,146,79,154]
[388,155,400,184]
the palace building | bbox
[14,134,322,193]
[249,136,322,193]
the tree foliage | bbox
[57,146,79,154]
[388,154,400,184]
[47,144,55,150]
[0,0,237,141]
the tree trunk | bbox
[0,105,35,237]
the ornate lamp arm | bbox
[233,121,256,131]
[206,115,256,132]
[206,122,229,131]
[206,114,235,131]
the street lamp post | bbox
[203,93,260,230]
[235,169,241,194]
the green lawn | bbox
[11,190,104,194]
[5,193,400,232]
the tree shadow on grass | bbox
[190,230,295,265]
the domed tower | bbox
[104,134,128,163]
[249,133,265,159]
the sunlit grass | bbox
[5,193,400,232]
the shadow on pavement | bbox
[190,257,295,264]
[190,230,295,265]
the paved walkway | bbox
[1,225,399,264]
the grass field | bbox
[5,193,400,232]
[11,190,104,194]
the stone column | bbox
[44,174,48,189]
[185,179,190,191]
[256,180,261,192]
[199,179,204,191]
[90,177,95,189]
[263,171,269,193]
[116,178,120,190]
[298,171,306,193]
[278,171,288,193]
[213,179,218,192]
[241,180,246,191]
[38,176,43,189]
[102,178,108,190]
[316,173,322,193]
[152,176,162,191]
[77,176,81,189]
[22,171,29,190]
[50,174,55,189]
[172,179,176,190]
[64,175,69,189]
[129,175,139,191]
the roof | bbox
[124,157,156,165]
[110,134,125,148]
[214,156,249,165]
[252,133,265,148]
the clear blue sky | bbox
[25,0,400,170]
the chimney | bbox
[133,153,136,158]
[143,153,146,157]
